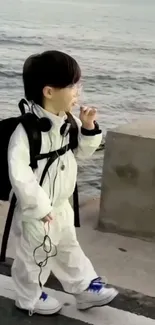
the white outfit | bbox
[8,105,102,311]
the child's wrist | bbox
[82,122,95,130]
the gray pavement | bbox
[0,295,88,325]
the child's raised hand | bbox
[79,106,97,130]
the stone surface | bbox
[98,119,155,240]
[1,274,155,324]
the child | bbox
[8,50,118,315]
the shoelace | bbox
[87,276,108,293]
[28,292,48,316]
[40,292,48,301]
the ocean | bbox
[0,0,155,198]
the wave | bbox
[84,74,155,85]
[141,77,155,84]
[70,41,155,55]
[0,34,42,47]
[0,71,21,79]
[85,75,117,82]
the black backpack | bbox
[0,99,80,263]
[0,99,78,201]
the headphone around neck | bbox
[18,98,72,137]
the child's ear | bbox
[43,86,53,99]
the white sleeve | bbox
[8,123,52,220]
[73,116,103,159]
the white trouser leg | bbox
[51,226,97,294]
[48,202,97,294]
[12,210,62,310]
[12,229,51,310]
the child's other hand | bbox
[42,214,53,223]
[79,106,97,130]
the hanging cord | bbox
[32,113,69,290]
[33,222,57,289]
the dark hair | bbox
[23,50,81,107]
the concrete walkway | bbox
[0,274,155,325]
[78,197,155,297]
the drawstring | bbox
[28,310,34,317]
[33,222,57,289]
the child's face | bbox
[43,82,82,113]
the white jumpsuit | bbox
[8,105,102,310]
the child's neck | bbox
[44,102,61,116]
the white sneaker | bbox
[16,292,62,316]
[76,278,118,310]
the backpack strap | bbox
[18,99,42,169]
[21,112,78,166]
[20,113,41,169]
[0,193,16,262]
[66,112,78,151]
[0,112,41,263]
[39,144,70,187]
[66,113,80,227]
[18,98,30,115]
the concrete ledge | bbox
[98,119,155,241]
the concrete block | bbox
[98,119,155,240]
